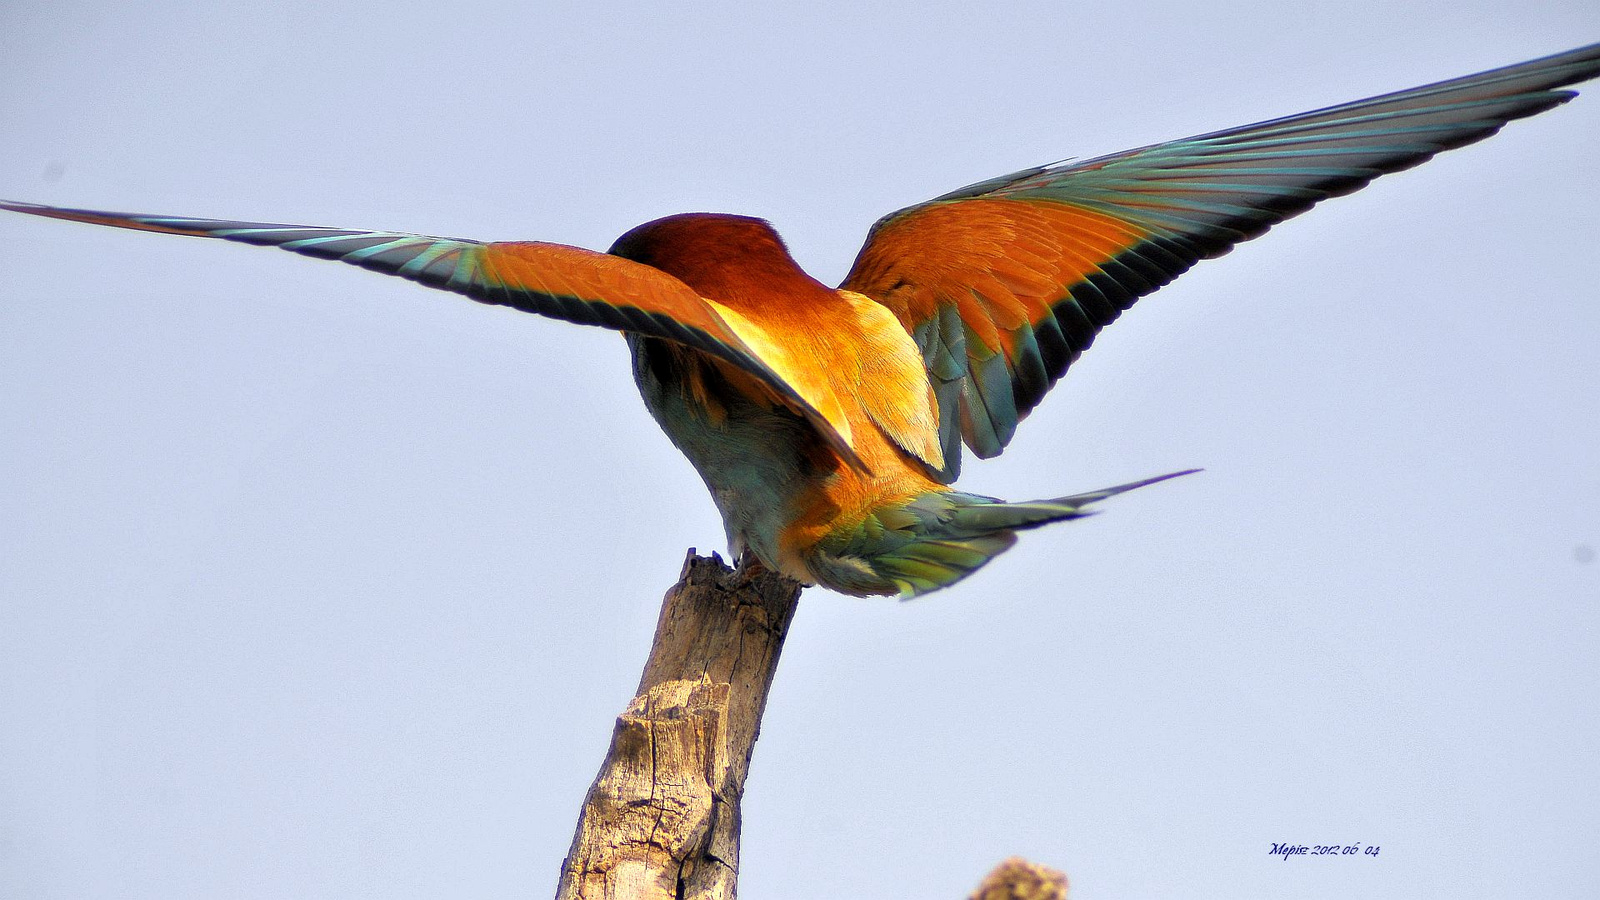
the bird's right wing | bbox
[841,42,1600,481]
[1,201,867,471]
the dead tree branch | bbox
[556,552,800,900]
[554,552,1070,900]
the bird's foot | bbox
[732,549,770,586]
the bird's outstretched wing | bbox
[0,201,867,471]
[841,42,1600,481]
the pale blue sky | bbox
[2,2,1597,898]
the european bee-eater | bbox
[5,44,1597,597]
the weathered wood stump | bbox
[554,552,1068,900]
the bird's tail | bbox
[808,469,1198,598]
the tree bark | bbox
[556,551,802,900]
[554,552,1071,900]
[968,858,1068,900]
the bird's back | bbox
[611,214,949,579]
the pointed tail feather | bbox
[810,469,1200,598]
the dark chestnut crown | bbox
[609,213,822,299]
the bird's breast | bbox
[627,333,826,570]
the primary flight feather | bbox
[6,42,1597,597]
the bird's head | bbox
[609,213,821,301]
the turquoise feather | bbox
[812,470,1199,599]
[853,43,1600,472]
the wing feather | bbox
[1,201,867,471]
[842,42,1600,479]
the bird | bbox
[5,43,1598,598]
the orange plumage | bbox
[4,42,1597,596]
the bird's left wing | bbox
[841,42,1600,481]
[1,201,866,471]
